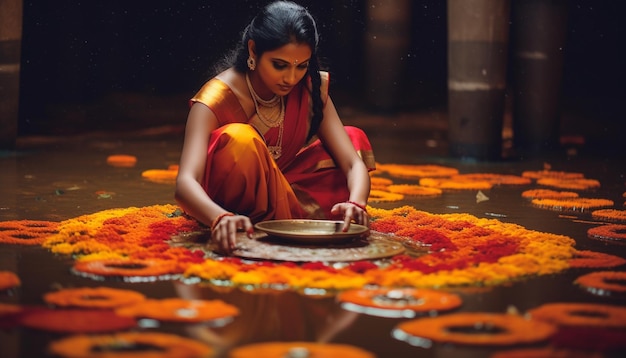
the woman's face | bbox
[251,41,312,98]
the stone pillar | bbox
[447,0,511,160]
[0,0,23,149]
[511,0,568,155]
[364,0,411,111]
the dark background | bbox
[18,0,625,143]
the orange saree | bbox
[190,72,375,222]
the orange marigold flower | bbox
[574,271,626,297]
[19,309,137,333]
[230,342,374,358]
[386,184,442,197]
[368,189,404,202]
[106,154,137,168]
[568,250,626,268]
[115,298,239,323]
[337,287,462,316]
[0,271,20,291]
[43,287,146,309]
[0,220,59,245]
[419,177,493,190]
[537,177,601,190]
[521,189,579,200]
[141,167,178,184]
[528,302,626,328]
[49,332,213,358]
[377,164,459,179]
[591,209,626,223]
[72,258,186,281]
[394,312,557,346]
[587,224,626,243]
[452,173,532,185]
[522,170,584,180]
[531,198,613,211]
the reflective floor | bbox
[1,104,625,357]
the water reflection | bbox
[174,281,359,356]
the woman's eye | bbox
[273,62,287,70]
[297,63,309,70]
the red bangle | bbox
[347,201,368,213]
[211,212,234,231]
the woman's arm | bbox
[316,96,371,230]
[175,103,252,252]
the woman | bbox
[175,1,375,254]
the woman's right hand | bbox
[210,213,254,254]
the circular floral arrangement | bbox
[0,220,59,245]
[141,164,179,184]
[393,312,556,346]
[419,177,493,190]
[536,177,601,190]
[368,189,404,202]
[522,170,584,180]
[528,302,626,328]
[0,303,22,330]
[386,184,442,197]
[587,224,626,244]
[72,258,187,281]
[115,298,239,323]
[451,173,531,186]
[43,287,146,309]
[521,189,579,200]
[369,176,393,190]
[0,302,21,316]
[8,203,621,294]
[106,154,137,168]
[530,198,614,211]
[0,271,20,291]
[337,287,461,317]
[567,250,626,268]
[376,164,459,179]
[229,341,374,358]
[186,205,589,291]
[48,331,213,358]
[591,209,626,222]
[574,271,626,297]
[19,309,137,333]
[41,204,204,265]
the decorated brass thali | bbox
[225,220,405,262]
[254,219,369,243]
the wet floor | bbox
[1,106,626,357]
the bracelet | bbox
[210,212,235,231]
[346,201,368,213]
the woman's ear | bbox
[247,39,257,59]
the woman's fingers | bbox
[212,215,253,254]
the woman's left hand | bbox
[331,201,369,232]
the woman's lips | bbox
[278,85,293,92]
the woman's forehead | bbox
[264,42,312,63]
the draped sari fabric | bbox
[190,72,375,222]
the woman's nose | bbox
[283,68,296,85]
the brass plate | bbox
[231,231,405,262]
[254,219,369,244]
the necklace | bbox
[245,73,285,159]
[268,121,284,160]
[245,73,285,128]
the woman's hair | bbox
[216,1,324,142]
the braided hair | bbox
[219,1,324,142]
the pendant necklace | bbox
[245,73,285,159]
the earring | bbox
[247,57,256,71]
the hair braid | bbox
[307,55,324,142]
